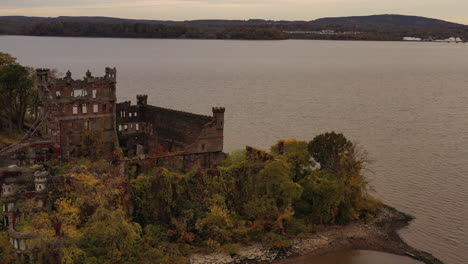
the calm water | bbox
[1,36,467,264]
[278,250,423,264]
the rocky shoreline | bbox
[190,205,444,264]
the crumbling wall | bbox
[36,68,118,158]
[116,95,224,157]
[123,151,227,174]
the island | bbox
[0,53,443,264]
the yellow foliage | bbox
[55,198,81,226]
[68,172,99,186]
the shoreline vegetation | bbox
[192,205,444,264]
[0,14,467,41]
[274,205,443,264]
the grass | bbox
[15,217,34,233]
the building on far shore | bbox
[403,37,422,41]
[403,36,464,43]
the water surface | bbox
[1,36,467,264]
[278,250,423,264]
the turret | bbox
[137,95,148,106]
[105,67,117,80]
[34,170,48,193]
[35,68,50,84]
[1,183,15,198]
[34,169,49,208]
[212,107,225,130]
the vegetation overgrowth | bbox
[0,52,40,133]
[0,132,381,264]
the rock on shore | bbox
[190,205,444,264]
[191,244,279,264]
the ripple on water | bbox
[278,250,423,264]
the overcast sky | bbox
[1,0,467,24]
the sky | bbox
[0,0,467,24]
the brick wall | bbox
[116,95,224,157]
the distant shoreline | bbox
[1,15,467,42]
[1,34,467,44]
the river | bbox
[1,36,467,264]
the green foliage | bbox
[271,139,313,182]
[0,52,16,67]
[0,130,22,148]
[78,207,142,264]
[79,128,106,159]
[296,170,344,224]
[195,203,236,244]
[261,232,291,249]
[0,61,36,131]
[0,232,16,264]
[11,132,381,263]
[308,132,352,172]
[15,216,35,232]
[224,243,241,256]
[223,149,247,166]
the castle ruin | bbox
[0,67,226,254]
[0,67,225,167]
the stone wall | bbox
[36,68,118,158]
[116,95,224,157]
[0,166,49,254]
[123,151,227,174]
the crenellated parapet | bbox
[212,107,225,113]
[137,94,148,105]
[34,67,119,159]
[116,95,225,158]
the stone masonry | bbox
[36,68,118,159]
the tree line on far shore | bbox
[1,15,467,41]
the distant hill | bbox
[0,14,467,41]
[312,14,465,28]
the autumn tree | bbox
[0,62,36,131]
[271,139,313,182]
[78,207,142,264]
[308,132,352,172]
[0,232,16,264]
[0,52,16,67]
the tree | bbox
[0,63,35,131]
[78,207,142,264]
[271,139,313,182]
[243,160,302,233]
[0,52,16,67]
[295,170,344,224]
[0,232,16,264]
[308,132,352,172]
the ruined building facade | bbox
[0,67,226,257]
[36,68,118,159]
[0,67,225,169]
[116,95,224,157]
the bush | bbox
[224,243,241,256]
[261,232,291,249]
